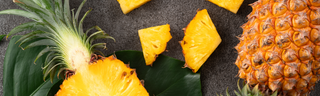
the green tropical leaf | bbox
[3,36,59,96]
[112,50,202,96]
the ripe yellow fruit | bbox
[235,0,320,95]
[56,56,149,96]
[117,0,150,14]
[180,9,222,73]
[139,24,172,65]
[208,0,244,14]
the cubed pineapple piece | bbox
[139,24,172,66]
[180,9,222,73]
[117,0,150,14]
[208,0,244,14]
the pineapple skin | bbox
[117,0,150,14]
[208,0,244,14]
[181,9,222,73]
[56,56,149,96]
[235,0,320,95]
[138,24,172,66]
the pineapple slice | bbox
[208,0,244,13]
[138,24,172,66]
[180,9,222,73]
[117,0,150,14]
[56,56,149,96]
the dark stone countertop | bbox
[1,0,320,96]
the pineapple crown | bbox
[0,0,114,82]
[220,79,278,96]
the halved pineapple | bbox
[208,0,244,14]
[180,9,222,73]
[117,0,150,14]
[138,24,172,66]
[56,55,149,95]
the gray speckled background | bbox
[1,0,320,96]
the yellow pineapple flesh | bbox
[235,0,320,95]
[208,0,244,14]
[138,24,172,66]
[117,0,150,14]
[56,56,149,96]
[180,9,222,73]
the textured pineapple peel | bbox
[139,24,172,66]
[56,55,149,96]
[208,0,244,14]
[117,0,150,14]
[181,9,222,73]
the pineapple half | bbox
[208,0,244,14]
[0,0,148,95]
[180,9,222,73]
[117,0,150,14]
[138,24,172,65]
[56,56,148,95]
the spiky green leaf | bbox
[0,9,41,21]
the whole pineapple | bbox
[235,0,320,95]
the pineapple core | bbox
[208,0,244,14]
[117,0,150,14]
[138,24,172,66]
[180,9,222,73]
[56,56,149,96]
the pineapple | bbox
[207,0,244,14]
[56,56,148,95]
[0,0,148,95]
[117,0,150,14]
[180,9,222,73]
[138,24,172,66]
[235,0,320,95]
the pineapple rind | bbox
[139,24,172,65]
[181,9,222,73]
[56,56,149,96]
[117,0,151,14]
[208,0,244,14]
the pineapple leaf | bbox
[78,9,92,34]
[252,84,259,95]
[16,30,48,43]
[234,90,241,96]
[6,22,48,38]
[49,66,58,83]
[0,35,5,42]
[242,84,248,96]
[34,46,59,64]
[237,79,241,93]
[0,9,41,21]
[226,87,230,96]
[22,39,55,50]
[75,0,87,24]
[33,0,54,11]
[270,91,278,96]
[90,43,107,51]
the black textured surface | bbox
[1,0,320,96]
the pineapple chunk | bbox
[117,0,150,14]
[180,9,222,73]
[139,24,172,66]
[208,0,244,14]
